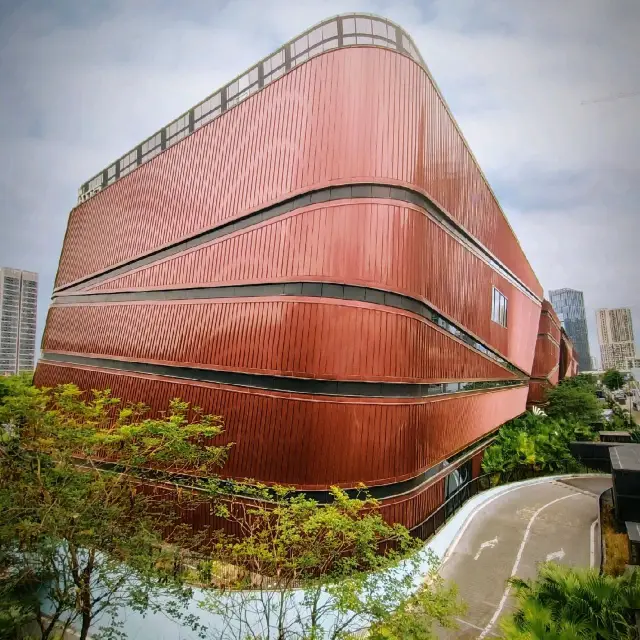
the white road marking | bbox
[439,475,603,568]
[440,483,539,567]
[455,617,498,634]
[474,536,499,560]
[477,492,579,639]
[545,548,565,562]
[590,519,598,568]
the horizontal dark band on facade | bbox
[529,366,559,383]
[537,332,560,347]
[54,182,541,304]
[75,432,496,504]
[53,281,526,378]
[40,351,526,399]
[540,309,562,330]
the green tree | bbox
[0,381,230,640]
[602,369,625,391]
[545,383,602,426]
[559,373,598,392]
[200,484,464,639]
[501,563,640,639]
[481,412,587,482]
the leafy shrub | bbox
[502,563,640,639]
[482,412,588,482]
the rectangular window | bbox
[491,287,508,327]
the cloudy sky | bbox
[1,0,638,364]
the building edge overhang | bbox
[76,13,425,203]
[72,11,543,297]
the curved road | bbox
[438,476,611,638]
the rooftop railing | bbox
[77,13,425,204]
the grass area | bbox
[601,500,630,576]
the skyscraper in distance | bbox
[596,307,636,370]
[548,288,591,373]
[0,267,38,375]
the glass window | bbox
[491,287,508,327]
[356,17,372,34]
[372,20,387,38]
[308,26,322,48]
[342,17,356,34]
[322,21,338,39]
[292,35,307,57]
[386,24,397,41]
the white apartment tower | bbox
[0,268,38,375]
[596,307,636,371]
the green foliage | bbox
[0,371,33,402]
[602,369,625,391]
[604,396,637,432]
[501,563,640,639]
[481,412,587,481]
[0,378,229,640]
[558,374,598,392]
[1,376,465,640]
[201,486,464,639]
[545,382,603,426]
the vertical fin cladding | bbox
[39,19,545,530]
[34,362,529,489]
[56,47,541,299]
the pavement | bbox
[437,476,612,639]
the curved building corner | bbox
[36,13,544,534]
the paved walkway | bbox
[438,476,611,638]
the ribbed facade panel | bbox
[527,380,548,405]
[531,338,560,379]
[538,304,562,343]
[85,201,540,372]
[55,48,541,297]
[139,477,445,540]
[43,300,517,383]
[39,30,546,530]
[527,301,564,405]
[379,479,445,531]
[34,362,528,489]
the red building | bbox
[35,14,544,532]
[527,300,562,406]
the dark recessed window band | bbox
[41,351,526,399]
[78,432,496,505]
[53,281,526,377]
[55,183,541,305]
[537,332,560,347]
[86,431,496,504]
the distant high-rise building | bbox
[549,288,592,372]
[0,268,38,375]
[596,307,636,370]
[590,355,599,371]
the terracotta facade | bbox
[37,15,546,532]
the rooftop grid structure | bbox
[77,14,425,204]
